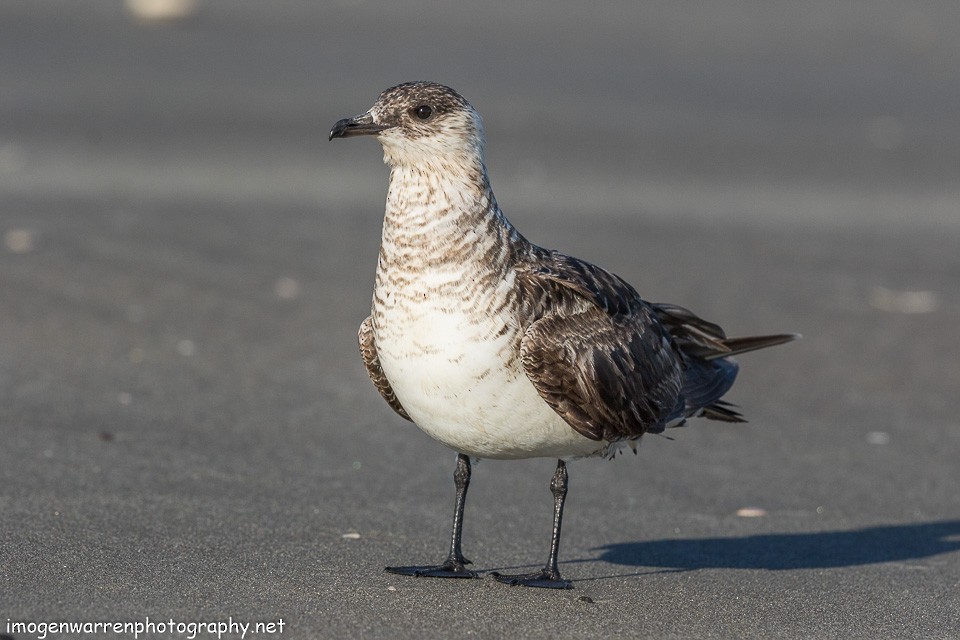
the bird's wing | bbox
[517,252,683,441]
[358,316,411,421]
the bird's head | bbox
[329,82,486,170]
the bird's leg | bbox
[385,453,478,579]
[492,459,573,589]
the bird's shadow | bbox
[575,520,960,574]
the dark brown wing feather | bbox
[358,316,411,421]
[652,303,731,358]
[520,305,683,442]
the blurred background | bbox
[1,1,958,637]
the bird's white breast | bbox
[373,262,603,460]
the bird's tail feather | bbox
[703,333,800,361]
[700,399,747,423]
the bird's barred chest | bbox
[370,262,603,460]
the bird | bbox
[329,81,797,589]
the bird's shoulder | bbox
[513,244,649,317]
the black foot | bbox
[491,568,573,589]
[386,558,477,579]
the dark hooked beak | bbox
[329,112,390,141]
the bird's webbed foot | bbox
[491,567,573,589]
[385,554,477,579]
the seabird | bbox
[330,81,797,589]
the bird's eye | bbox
[414,104,432,120]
